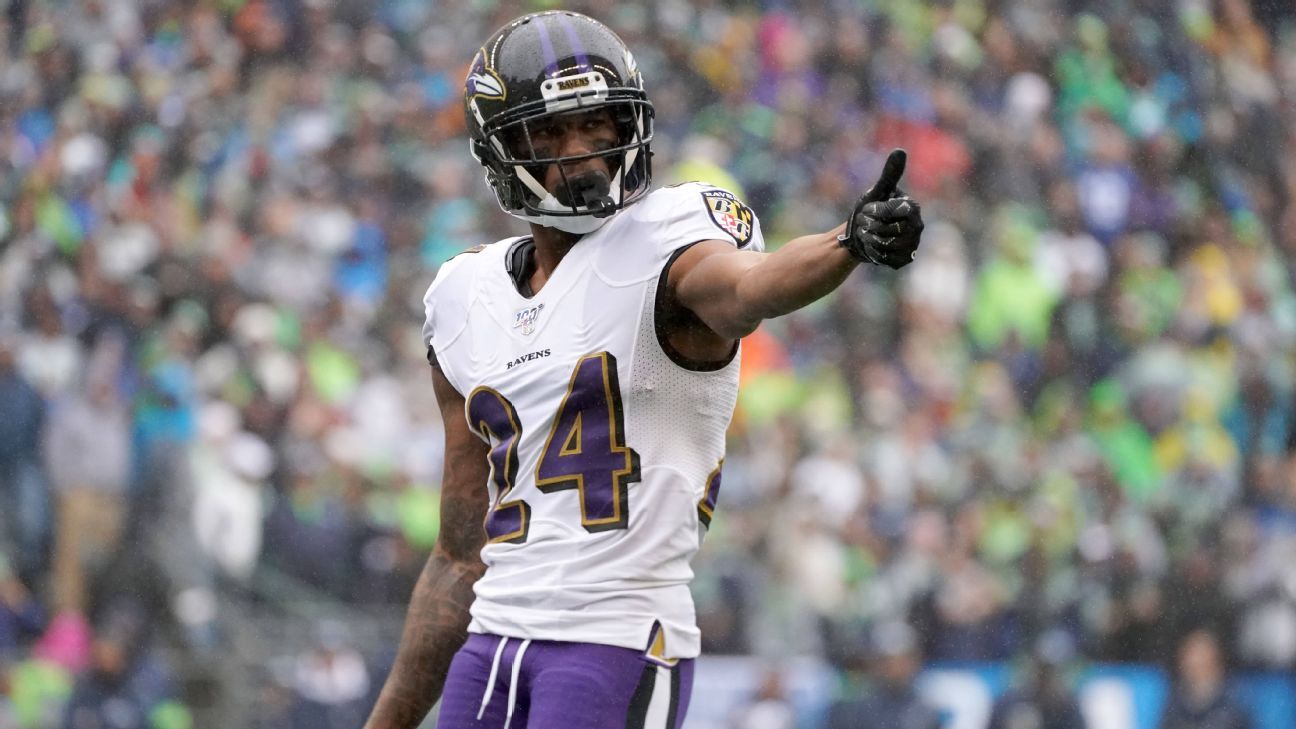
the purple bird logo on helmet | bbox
[465,49,506,102]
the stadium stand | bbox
[1,0,1295,726]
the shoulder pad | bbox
[422,239,514,354]
[628,182,764,252]
[590,184,764,287]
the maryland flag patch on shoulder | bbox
[701,189,754,248]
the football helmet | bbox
[464,12,654,234]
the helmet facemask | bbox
[472,89,654,234]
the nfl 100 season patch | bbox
[701,189,754,247]
[514,303,544,335]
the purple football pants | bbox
[437,633,694,729]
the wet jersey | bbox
[422,183,764,659]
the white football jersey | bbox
[422,183,764,659]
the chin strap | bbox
[510,207,612,235]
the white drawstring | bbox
[477,636,510,720]
[503,639,532,729]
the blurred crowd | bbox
[2,0,1296,726]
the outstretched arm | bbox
[364,366,490,729]
[669,226,855,339]
[671,149,923,340]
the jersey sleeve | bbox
[593,183,765,286]
[420,248,483,391]
[654,183,765,253]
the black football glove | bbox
[838,149,924,269]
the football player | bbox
[364,11,923,729]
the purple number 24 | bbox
[467,352,641,544]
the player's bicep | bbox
[430,366,489,563]
[669,240,765,340]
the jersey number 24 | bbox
[466,352,642,544]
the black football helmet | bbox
[464,11,654,234]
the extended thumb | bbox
[862,149,907,203]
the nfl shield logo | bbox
[513,304,544,335]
